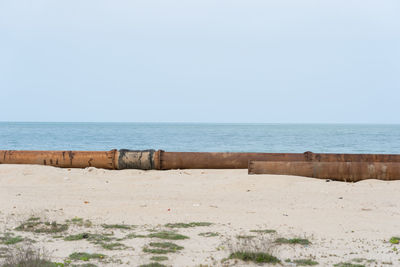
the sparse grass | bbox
[199,232,219,237]
[64,233,90,241]
[389,237,400,244]
[139,263,166,267]
[1,245,59,267]
[250,229,276,234]
[164,222,212,228]
[125,233,147,239]
[15,220,68,234]
[275,237,311,245]
[229,251,280,264]
[143,242,184,254]
[100,242,127,250]
[67,217,93,228]
[101,224,133,230]
[150,256,168,261]
[286,258,319,266]
[334,263,365,267]
[69,252,106,261]
[148,231,189,240]
[0,233,24,245]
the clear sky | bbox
[0,0,399,123]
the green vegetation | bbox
[0,233,24,245]
[334,263,365,267]
[148,231,189,240]
[250,229,276,234]
[389,237,400,244]
[275,237,311,245]
[64,233,90,241]
[67,217,93,228]
[164,222,212,228]
[1,245,61,267]
[286,258,319,266]
[15,220,68,234]
[101,224,133,230]
[198,232,219,237]
[125,233,147,238]
[150,256,168,261]
[139,263,166,267]
[69,252,106,261]
[100,242,127,250]
[236,235,256,239]
[229,251,280,264]
[143,242,184,254]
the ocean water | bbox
[0,122,400,153]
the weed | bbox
[0,233,24,245]
[125,233,147,239]
[275,237,310,245]
[229,251,280,264]
[334,263,365,267]
[101,224,132,230]
[286,258,319,266]
[148,231,189,240]
[1,245,58,267]
[164,222,212,228]
[64,233,90,241]
[389,237,400,244]
[237,235,256,239]
[139,263,166,267]
[100,242,127,250]
[67,217,93,228]
[143,242,184,254]
[69,252,106,261]
[199,232,219,237]
[15,220,68,234]
[150,256,168,261]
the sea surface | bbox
[0,122,400,153]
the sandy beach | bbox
[0,164,399,266]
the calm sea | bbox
[0,122,399,153]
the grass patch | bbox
[15,220,68,234]
[0,233,24,245]
[389,237,400,244]
[199,232,219,237]
[139,263,166,267]
[275,237,311,245]
[250,229,276,234]
[101,224,132,230]
[125,233,147,239]
[148,231,189,240]
[164,222,212,228]
[100,242,127,250]
[64,233,90,241]
[334,263,365,267]
[150,256,168,261]
[286,258,319,266]
[1,245,60,267]
[69,252,105,261]
[143,242,184,254]
[229,251,280,264]
[237,235,256,239]
[67,217,93,228]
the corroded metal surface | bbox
[118,149,155,170]
[0,150,118,169]
[248,161,400,182]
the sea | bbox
[0,122,400,153]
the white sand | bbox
[0,164,399,266]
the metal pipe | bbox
[248,161,400,182]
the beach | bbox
[0,164,399,266]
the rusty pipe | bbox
[248,161,400,182]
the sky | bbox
[0,0,399,123]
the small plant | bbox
[0,233,24,245]
[15,220,68,234]
[64,233,90,241]
[286,258,319,266]
[237,235,256,239]
[139,263,166,267]
[250,229,276,234]
[1,245,58,267]
[68,217,93,227]
[69,252,105,261]
[275,237,311,245]
[229,251,280,264]
[148,231,189,240]
[389,237,400,244]
[334,263,365,267]
[101,224,132,230]
[164,222,212,228]
[150,256,168,261]
[143,242,184,254]
[125,233,147,239]
[199,232,219,237]
[100,242,127,250]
